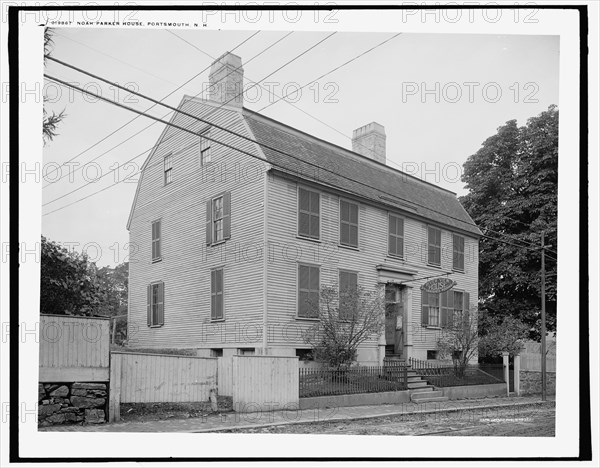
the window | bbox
[425,289,470,328]
[163,153,173,185]
[340,200,359,247]
[421,290,440,327]
[388,214,404,258]
[427,350,438,360]
[200,130,212,165]
[298,264,320,318]
[206,192,231,245]
[298,187,320,240]
[213,196,224,243]
[453,234,465,271]
[296,349,314,361]
[146,281,164,327]
[210,348,223,357]
[385,284,402,317]
[427,226,441,266]
[211,268,224,320]
[238,348,255,356]
[339,270,358,318]
[151,219,161,262]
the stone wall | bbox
[519,370,556,395]
[38,382,107,427]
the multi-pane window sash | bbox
[200,131,211,165]
[340,200,359,247]
[388,214,404,257]
[453,234,465,271]
[146,282,164,327]
[339,270,358,318]
[213,196,224,243]
[298,264,320,318]
[151,219,161,261]
[298,188,320,240]
[211,268,224,320]
[423,289,470,328]
[428,226,442,266]
[164,154,173,185]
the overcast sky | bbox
[41,28,559,267]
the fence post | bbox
[108,353,122,423]
[502,351,510,396]
[514,351,521,396]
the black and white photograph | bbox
[1,2,597,466]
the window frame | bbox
[427,292,440,327]
[297,262,321,320]
[200,130,212,166]
[339,198,359,248]
[388,213,405,259]
[211,267,224,321]
[212,195,224,244]
[427,225,442,266]
[452,233,465,271]
[151,218,162,263]
[148,281,164,328]
[163,153,173,186]
[297,186,321,241]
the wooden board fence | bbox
[217,356,234,397]
[39,314,110,382]
[232,355,299,412]
[108,352,217,422]
[520,340,557,372]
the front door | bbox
[385,284,404,356]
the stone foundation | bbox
[38,382,108,427]
[519,370,556,395]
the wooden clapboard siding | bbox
[265,173,479,357]
[128,98,267,350]
[110,352,217,405]
[232,355,299,411]
[39,315,110,382]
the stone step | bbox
[407,376,425,382]
[411,395,450,404]
[407,381,429,389]
[409,386,436,394]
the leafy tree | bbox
[40,236,103,315]
[436,306,480,377]
[97,262,129,344]
[43,28,65,144]
[460,105,558,340]
[303,285,385,369]
[479,314,529,358]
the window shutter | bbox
[206,199,212,245]
[447,290,455,327]
[223,191,231,239]
[440,291,448,327]
[147,284,152,327]
[157,282,164,326]
[421,290,429,325]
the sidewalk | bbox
[39,395,553,433]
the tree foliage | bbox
[436,306,480,377]
[460,105,558,340]
[43,28,66,144]
[479,314,529,358]
[40,237,129,335]
[303,285,385,369]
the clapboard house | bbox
[127,52,481,365]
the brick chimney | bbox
[352,122,386,164]
[208,52,244,107]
